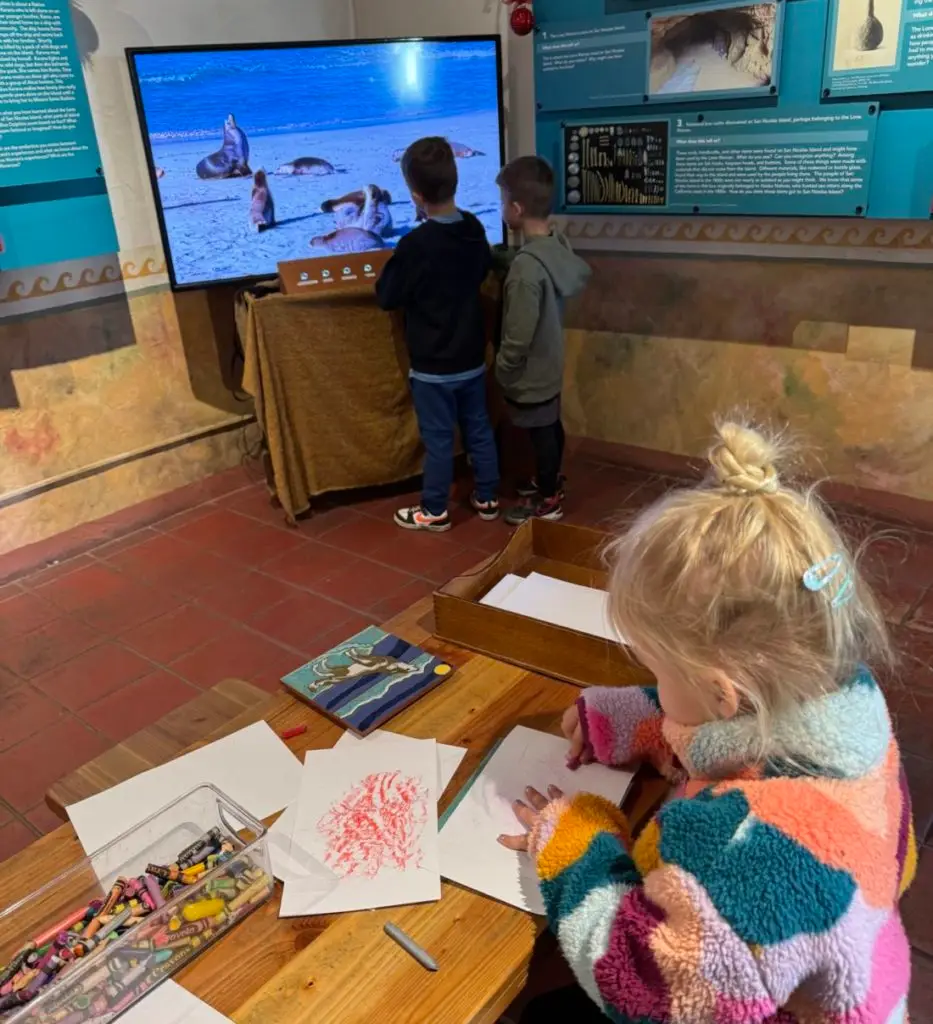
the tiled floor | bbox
[1,453,932,1014]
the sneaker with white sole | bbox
[394,505,452,532]
[504,495,564,526]
[469,493,500,521]
[516,475,567,501]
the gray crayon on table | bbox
[383,921,439,972]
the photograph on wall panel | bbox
[646,0,785,103]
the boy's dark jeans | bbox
[410,374,499,516]
[529,419,565,499]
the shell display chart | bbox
[564,122,669,209]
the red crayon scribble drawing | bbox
[317,771,429,878]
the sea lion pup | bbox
[155,167,165,179]
[309,228,386,254]
[320,184,393,235]
[249,169,275,232]
[392,138,484,161]
[276,157,337,176]
[196,114,251,179]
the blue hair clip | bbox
[803,553,853,609]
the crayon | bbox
[279,724,307,740]
[34,907,89,949]
[182,898,225,922]
[0,940,36,988]
[143,874,165,910]
[227,876,272,913]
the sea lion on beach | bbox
[309,228,386,254]
[276,157,336,176]
[196,114,251,179]
[250,170,275,232]
[392,139,485,162]
[320,184,393,236]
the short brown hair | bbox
[401,137,458,205]
[496,156,555,218]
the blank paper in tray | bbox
[496,572,620,642]
[479,573,524,609]
[67,721,302,870]
[439,725,633,914]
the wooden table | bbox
[1,598,665,1024]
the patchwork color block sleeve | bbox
[577,686,683,780]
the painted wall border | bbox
[555,215,933,264]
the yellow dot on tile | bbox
[434,664,452,675]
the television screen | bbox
[127,37,505,290]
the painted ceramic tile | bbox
[281,626,454,735]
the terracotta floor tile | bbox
[0,717,109,811]
[168,509,306,566]
[170,626,298,690]
[0,590,61,640]
[31,642,155,711]
[151,503,219,532]
[422,546,493,586]
[0,685,68,752]
[251,591,356,652]
[77,583,181,635]
[91,528,161,559]
[368,533,467,578]
[902,845,933,956]
[79,670,199,744]
[35,562,133,613]
[0,665,21,698]
[0,802,11,828]
[317,514,404,557]
[890,688,933,761]
[296,505,370,539]
[0,616,102,679]
[262,542,361,589]
[905,755,933,846]
[197,570,300,623]
[120,604,224,664]
[219,487,293,530]
[370,578,437,622]
[911,951,933,1022]
[25,801,64,835]
[446,515,511,554]
[250,645,310,693]
[313,561,418,612]
[101,533,241,597]
[18,554,98,588]
[0,820,37,860]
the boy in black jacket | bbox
[376,137,499,532]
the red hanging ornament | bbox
[510,3,535,35]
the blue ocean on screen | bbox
[132,40,504,287]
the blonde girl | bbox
[501,418,916,1024]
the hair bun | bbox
[708,420,781,495]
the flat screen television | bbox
[126,36,505,290]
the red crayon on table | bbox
[279,725,307,741]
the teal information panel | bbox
[536,14,649,110]
[823,0,933,97]
[0,0,117,271]
[563,105,878,216]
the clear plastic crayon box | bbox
[0,785,273,1023]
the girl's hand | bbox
[561,703,587,767]
[497,785,564,852]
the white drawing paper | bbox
[280,740,440,916]
[439,725,634,914]
[68,722,302,869]
[267,803,341,894]
[334,729,467,797]
[122,981,231,1022]
[479,573,524,609]
[495,572,622,642]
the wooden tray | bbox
[433,519,653,689]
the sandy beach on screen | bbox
[150,113,502,286]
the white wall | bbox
[76,0,354,260]
[350,0,536,160]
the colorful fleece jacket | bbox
[528,670,916,1023]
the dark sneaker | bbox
[504,496,564,526]
[469,493,500,521]
[394,505,452,532]
[516,475,567,501]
